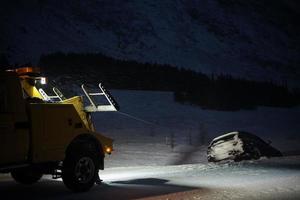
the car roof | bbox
[211,131,239,142]
[211,130,259,142]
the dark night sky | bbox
[0,0,299,85]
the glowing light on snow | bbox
[100,173,136,182]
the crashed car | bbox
[207,131,282,162]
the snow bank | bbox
[89,90,300,167]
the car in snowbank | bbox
[207,131,282,162]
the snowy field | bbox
[93,90,300,167]
[0,156,300,200]
[1,90,299,199]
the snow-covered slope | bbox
[88,90,300,167]
[0,0,299,85]
[0,89,299,199]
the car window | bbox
[239,132,266,144]
[220,134,235,141]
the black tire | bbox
[252,147,261,160]
[62,143,100,192]
[11,168,43,185]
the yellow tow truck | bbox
[0,67,119,192]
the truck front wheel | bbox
[62,144,99,192]
[11,168,43,185]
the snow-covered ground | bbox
[1,89,299,199]
[101,156,300,200]
[91,89,300,168]
[1,156,300,199]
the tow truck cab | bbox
[0,67,118,192]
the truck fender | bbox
[65,134,104,169]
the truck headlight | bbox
[105,147,112,154]
[40,77,47,84]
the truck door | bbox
[0,73,29,165]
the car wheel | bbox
[11,168,43,185]
[252,147,261,160]
[62,144,99,192]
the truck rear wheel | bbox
[11,168,43,185]
[62,144,99,192]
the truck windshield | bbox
[35,80,66,102]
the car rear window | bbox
[239,132,266,144]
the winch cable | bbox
[116,111,157,126]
